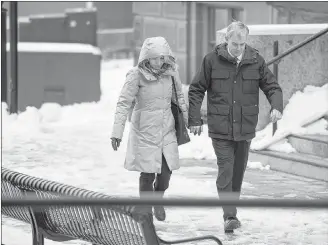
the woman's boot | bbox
[153,187,166,221]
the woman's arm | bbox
[111,68,140,140]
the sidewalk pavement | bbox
[154,158,328,245]
[179,158,328,200]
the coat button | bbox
[233,101,236,103]
[234,81,236,84]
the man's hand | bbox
[270,109,282,123]
[111,138,122,151]
[189,126,203,136]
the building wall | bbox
[6,47,101,112]
[3,2,133,30]
[274,7,328,24]
[240,2,273,24]
[269,2,328,24]
[3,1,86,17]
[132,2,188,83]
[93,2,133,30]
[3,2,134,54]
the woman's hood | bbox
[137,36,175,65]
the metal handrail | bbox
[268,26,328,137]
[2,196,328,209]
[267,26,328,66]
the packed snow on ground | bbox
[2,58,328,245]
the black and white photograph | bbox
[1,1,328,245]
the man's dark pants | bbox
[212,138,251,221]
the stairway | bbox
[249,134,328,182]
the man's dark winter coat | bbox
[188,43,283,141]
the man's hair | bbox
[225,20,249,41]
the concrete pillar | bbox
[187,2,209,84]
[188,2,197,83]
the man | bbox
[188,21,283,233]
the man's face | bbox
[227,31,247,58]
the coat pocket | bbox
[241,105,259,135]
[211,70,230,93]
[207,104,230,135]
[242,70,260,94]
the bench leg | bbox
[29,208,44,245]
[32,232,44,245]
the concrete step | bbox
[288,134,328,158]
[249,150,328,182]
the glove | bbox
[111,138,122,151]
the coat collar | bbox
[215,43,258,65]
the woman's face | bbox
[149,56,165,70]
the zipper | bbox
[231,62,237,141]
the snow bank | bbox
[248,162,270,171]
[251,84,328,152]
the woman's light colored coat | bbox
[111,37,188,174]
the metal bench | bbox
[1,167,223,245]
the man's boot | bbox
[153,204,166,221]
[224,217,241,233]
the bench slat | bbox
[2,167,223,245]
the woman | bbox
[111,36,188,221]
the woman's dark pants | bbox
[139,154,172,214]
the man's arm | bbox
[259,56,283,114]
[188,55,212,126]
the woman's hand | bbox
[111,138,122,151]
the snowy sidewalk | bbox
[178,158,328,200]
[155,159,328,245]
[3,158,327,245]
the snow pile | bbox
[39,103,62,123]
[178,126,216,160]
[251,84,328,152]
[291,118,328,135]
[2,103,41,136]
[248,161,270,171]
[278,84,328,134]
